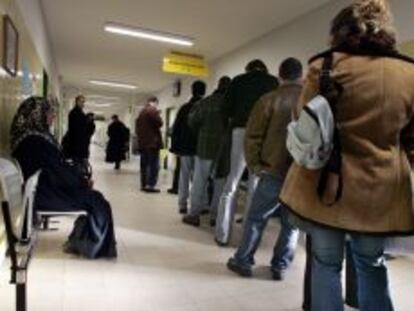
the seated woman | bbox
[10,96,117,259]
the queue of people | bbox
[6,0,414,310]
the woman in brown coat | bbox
[280,1,414,310]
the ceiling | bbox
[40,0,331,95]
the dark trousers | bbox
[140,149,160,189]
[171,156,181,191]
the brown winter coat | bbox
[135,105,163,151]
[244,82,302,178]
[280,50,414,235]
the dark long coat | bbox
[105,120,129,163]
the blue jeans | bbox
[311,225,394,311]
[233,174,299,271]
[178,156,194,210]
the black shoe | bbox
[209,219,216,227]
[144,188,161,193]
[179,208,187,215]
[167,188,178,194]
[214,237,228,247]
[227,258,252,277]
[271,269,285,281]
[182,215,200,227]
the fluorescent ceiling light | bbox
[89,80,137,90]
[104,22,194,47]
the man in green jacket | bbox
[226,58,302,280]
[183,76,232,227]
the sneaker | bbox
[227,258,252,277]
[271,269,285,281]
[179,207,187,214]
[182,215,200,227]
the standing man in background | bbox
[62,95,91,165]
[215,59,279,246]
[136,97,163,193]
[171,80,206,214]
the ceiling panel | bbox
[41,0,332,94]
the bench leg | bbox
[16,283,26,311]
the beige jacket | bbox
[244,82,302,178]
[280,52,414,234]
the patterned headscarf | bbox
[10,96,57,152]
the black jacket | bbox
[170,96,202,156]
[223,70,279,128]
[62,105,90,159]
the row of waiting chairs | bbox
[0,158,86,311]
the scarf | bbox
[10,96,58,152]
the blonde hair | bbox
[330,0,396,50]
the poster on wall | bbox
[2,15,19,77]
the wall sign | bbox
[2,15,19,77]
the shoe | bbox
[144,187,161,193]
[271,269,285,281]
[214,237,228,247]
[167,188,178,194]
[236,217,243,224]
[209,219,216,227]
[227,258,252,277]
[182,215,200,227]
[179,208,187,214]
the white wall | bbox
[156,0,414,110]
[16,0,61,99]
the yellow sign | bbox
[163,51,209,77]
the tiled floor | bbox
[1,149,413,310]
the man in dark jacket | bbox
[215,59,279,246]
[182,76,231,227]
[171,80,206,214]
[227,58,302,280]
[106,115,129,170]
[136,97,163,192]
[62,95,91,163]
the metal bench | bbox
[0,158,40,311]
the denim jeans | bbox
[189,157,212,216]
[310,225,394,311]
[178,156,194,210]
[189,157,225,218]
[215,128,258,244]
[140,149,160,188]
[233,174,299,271]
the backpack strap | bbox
[317,54,344,206]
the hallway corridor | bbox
[0,148,413,311]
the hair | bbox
[279,58,303,81]
[217,76,232,91]
[192,80,206,97]
[75,95,85,105]
[147,96,158,103]
[330,0,396,51]
[112,114,119,121]
[245,59,268,73]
